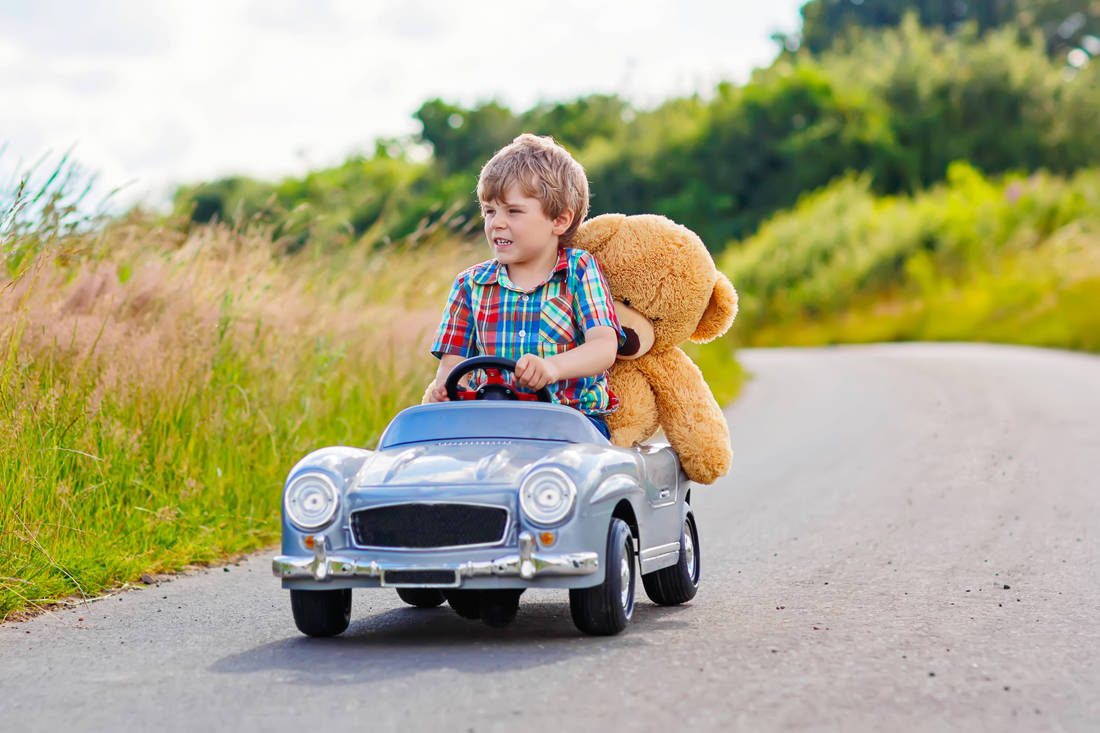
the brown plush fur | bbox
[574,214,738,484]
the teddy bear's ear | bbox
[690,273,739,343]
[573,213,626,254]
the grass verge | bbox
[0,182,487,619]
[1,192,745,620]
[723,164,1100,353]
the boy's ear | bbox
[552,209,575,236]
[690,274,738,343]
[573,213,626,254]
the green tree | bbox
[172,20,1100,256]
[631,68,897,246]
[788,0,1100,60]
[816,19,1100,186]
[414,99,520,176]
[519,95,634,152]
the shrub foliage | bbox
[175,21,1100,252]
[722,163,1100,350]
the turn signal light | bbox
[539,531,556,546]
[304,535,316,550]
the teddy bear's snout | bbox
[613,300,655,360]
[619,328,641,356]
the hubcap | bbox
[619,553,631,609]
[683,520,696,579]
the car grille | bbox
[350,503,509,548]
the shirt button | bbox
[519,294,527,301]
[518,330,526,338]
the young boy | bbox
[427,133,623,438]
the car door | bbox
[635,443,683,573]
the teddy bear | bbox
[573,213,738,485]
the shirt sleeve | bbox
[572,251,626,347]
[430,270,477,359]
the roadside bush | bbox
[722,164,1100,350]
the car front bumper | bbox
[272,531,598,586]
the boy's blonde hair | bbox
[477,133,589,246]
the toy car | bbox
[272,356,700,636]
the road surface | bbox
[2,343,1098,731]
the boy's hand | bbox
[514,354,560,391]
[426,379,449,403]
[429,354,465,402]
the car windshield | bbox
[378,402,607,448]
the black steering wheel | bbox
[443,355,553,403]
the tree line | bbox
[174,1,1100,253]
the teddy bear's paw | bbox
[682,460,728,485]
[677,443,732,485]
[420,379,437,405]
[609,429,647,449]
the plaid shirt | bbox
[431,248,623,415]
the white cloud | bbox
[1,0,803,211]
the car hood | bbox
[355,439,609,487]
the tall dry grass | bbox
[1,170,485,619]
[1,160,747,620]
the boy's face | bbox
[480,185,573,272]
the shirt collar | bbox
[471,248,570,288]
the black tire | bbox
[290,588,351,637]
[396,588,446,608]
[480,589,522,628]
[569,518,635,635]
[443,589,481,619]
[642,513,700,606]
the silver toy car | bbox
[272,356,700,636]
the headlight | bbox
[284,471,339,530]
[519,468,576,526]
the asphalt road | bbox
[2,343,1098,732]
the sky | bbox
[1,0,805,209]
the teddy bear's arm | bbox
[420,379,437,405]
[637,347,732,485]
[606,361,659,447]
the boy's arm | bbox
[514,326,617,391]
[428,354,466,402]
[428,269,478,403]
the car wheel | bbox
[290,588,351,637]
[569,518,635,635]
[641,513,700,606]
[480,589,522,628]
[395,588,446,608]
[443,589,481,619]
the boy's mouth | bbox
[493,238,513,248]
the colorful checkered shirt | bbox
[431,247,624,415]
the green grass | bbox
[688,339,747,407]
[0,239,446,619]
[0,163,490,618]
[723,164,1100,353]
[0,169,747,620]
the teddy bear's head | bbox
[575,214,738,357]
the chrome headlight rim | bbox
[283,470,340,531]
[519,467,577,527]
